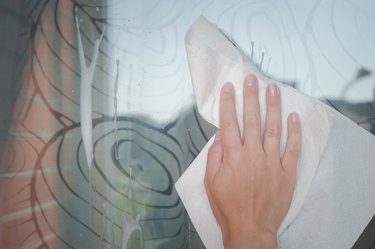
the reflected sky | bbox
[98,0,375,123]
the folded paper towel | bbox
[176,15,333,248]
[176,16,375,249]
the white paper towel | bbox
[175,16,375,249]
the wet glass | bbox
[0,0,374,248]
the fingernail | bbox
[267,84,279,97]
[215,130,221,141]
[289,112,300,124]
[246,74,257,87]
[222,82,233,92]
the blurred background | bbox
[0,0,374,248]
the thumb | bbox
[205,130,223,186]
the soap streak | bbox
[250,41,254,62]
[111,219,115,249]
[75,11,105,225]
[121,214,144,249]
[259,52,265,72]
[101,204,107,249]
[128,167,133,201]
[128,64,133,110]
[188,220,192,249]
[114,60,120,160]
[89,166,94,224]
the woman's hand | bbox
[204,74,302,249]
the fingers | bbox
[263,84,282,158]
[219,82,241,155]
[282,113,302,174]
[243,74,261,150]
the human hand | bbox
[204,74,302,249]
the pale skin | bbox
[204,74,302,249]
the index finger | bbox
[219,82,242,156]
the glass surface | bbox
[0,0,374,248]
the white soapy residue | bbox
[250,41,254,62]
[114,60,120,160]
[76,14,105,170]
[111,219,116,249]
[101,203,107,249]
[75,11,105,225]
[101,203,116,249]
[121,213,144,249]
[127,167,133,201]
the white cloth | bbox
[175,16,375,249]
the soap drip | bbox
[259,52,265,71]
[111,218,116,249]
[250,41,254,62]
[188,219,192,249]
[101,203,116,249]
[250,41,270,74]
[114,60,120,160]
[121,213,144,249]
[125,167,133,201]
[88,167,95,225]
[75,7,105,225]
[101,204,107,249]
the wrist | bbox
[223,227,278,249]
